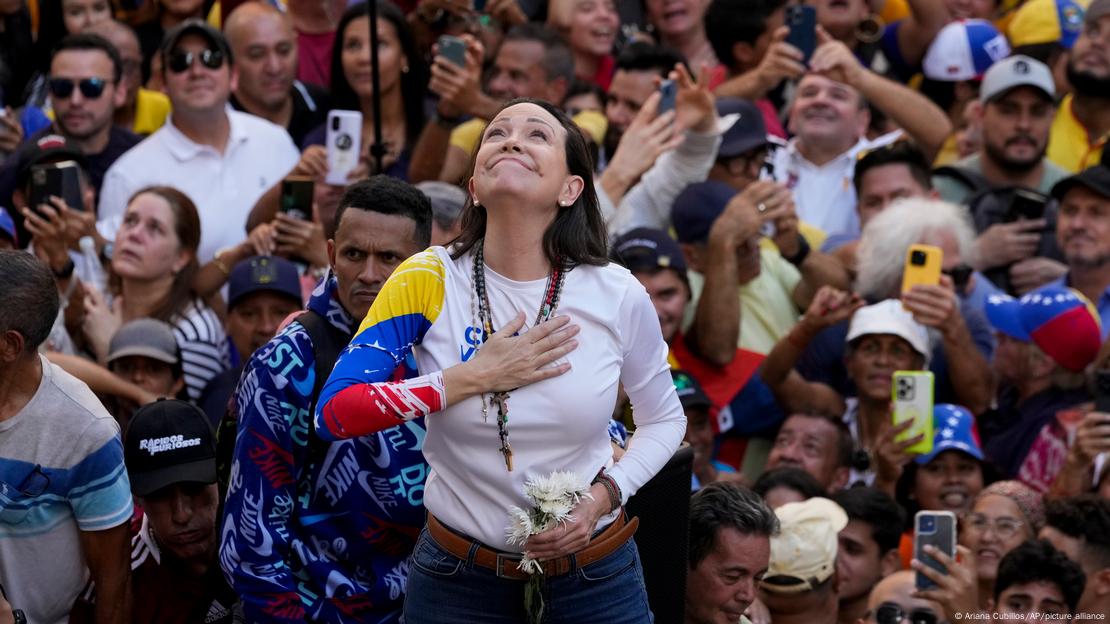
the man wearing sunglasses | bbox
[0,33,139,248]
[859,571,946,624]
[97,19,300,264]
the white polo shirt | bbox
[97,109,300,263]
[771,131,901,238]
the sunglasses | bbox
[48,77,107,100]
[871,602,938,624]
[942,264,973,292]
[167,48,225,74]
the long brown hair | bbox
[110,186,201,323]
[451,97,608,268]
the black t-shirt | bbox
[230,80,331,149]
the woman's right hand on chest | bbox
[448,313,580,399]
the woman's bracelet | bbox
[592,471,622,513]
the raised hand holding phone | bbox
[325,110,363,186]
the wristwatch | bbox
[52,258,75,279]
[782,234,811,266]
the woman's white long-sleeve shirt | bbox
[317,247,686,551]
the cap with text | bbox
[124,399,216,497]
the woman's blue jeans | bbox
[403,526,655,623]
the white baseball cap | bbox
[979,55,1057,103]
[846,299,931,362]
[763,498,849,594]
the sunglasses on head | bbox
[48,77,107,100]
[942,264,973,292]
[167,48,225,74]
[871,602,938,624]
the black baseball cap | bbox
[160,18,233,65]
[611,227,688,275]
[671,180,737,244]
[1051,165,1110,202]
[227,256,303,310]
[716,98,770,159]
[124,399,217,497]
[671,370,712,410]
[13,134,86,189]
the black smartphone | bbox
[1095,369,1110,414]
[914,511,956,590]
[280,177,314,221]
[29,161,83,213]
[437,35,467,67]
[785,5,818,65]
[658,79,677,115]
[1006,189,1049,223]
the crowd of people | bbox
[1,0,1110,622]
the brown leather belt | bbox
[426,512,639,581]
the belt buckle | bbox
[495,552,524,579]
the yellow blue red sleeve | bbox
[315,251,447,441]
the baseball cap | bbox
[416,181,467,231]
[124,399,217,497]
[671,370,712,411]
[763,497,848,593]
[845,299,931,362]
[985,285,1101,372]
[0,208,16,245]
[923,19,1011,81]
[671,181,736,244]
[13,134,86,189]
[716,98,770,159]
[1050,165,1110,202]
[979,55,1056,103]
[611,227,688,275]
[107,318,180,365]
[1007,0,1088,49]
[914,404,985,465]
[160,18,232,63]
[227,256,303,310]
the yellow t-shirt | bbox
[133,88,171,136]
[1048,93,1108,173]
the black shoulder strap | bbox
[295,309,350,476]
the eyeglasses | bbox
[1,465,51,499]
[869,602,938,624]
[48,77,108,99]
[166,48,225,74]
[719,148,769,177]
[963,513,1025,540]
[942,264,973,292]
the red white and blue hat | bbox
[923,19,1011,81]
[915,404,985,466]
[985,285,1102,372]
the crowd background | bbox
[0,0,1110,622]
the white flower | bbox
[518,555,543,575]
[506,506,535,547]
[506,470,596,576]
[537,497,574,519]
[524,471,589,504]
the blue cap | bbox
[0,207,16,245]
[611,227,688,275]
[915,404,985,465]
[716,98,770,159]
[985,286,1101,372]
[227,256,303,310]
[671,181,736,244]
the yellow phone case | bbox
[892,370,934,456]
[901,244,943,294]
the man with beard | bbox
[1048,0,1110,173]
[1045,165,1110,333]
[0,33,139,246]
[934,56,1067,204]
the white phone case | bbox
[326,110,363,186]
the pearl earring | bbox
[473,198,481,207]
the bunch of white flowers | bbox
[506,470,592,574]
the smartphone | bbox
[657,80,677,115]
[1095,369,1110,414]
[1006,189,1049,223]
[785,5,818,65]
[914,511,957,590]
[892,370,935,456]
[29,160,83,213]
[437,35,467,68]
[901,244,943,294]
[325,110,363,186]
[280,177,314,221]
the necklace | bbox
[471,240,566,472]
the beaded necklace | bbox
[471,240,567,472]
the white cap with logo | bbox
[979,54,1057,103]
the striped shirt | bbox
[172,300,230,402]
